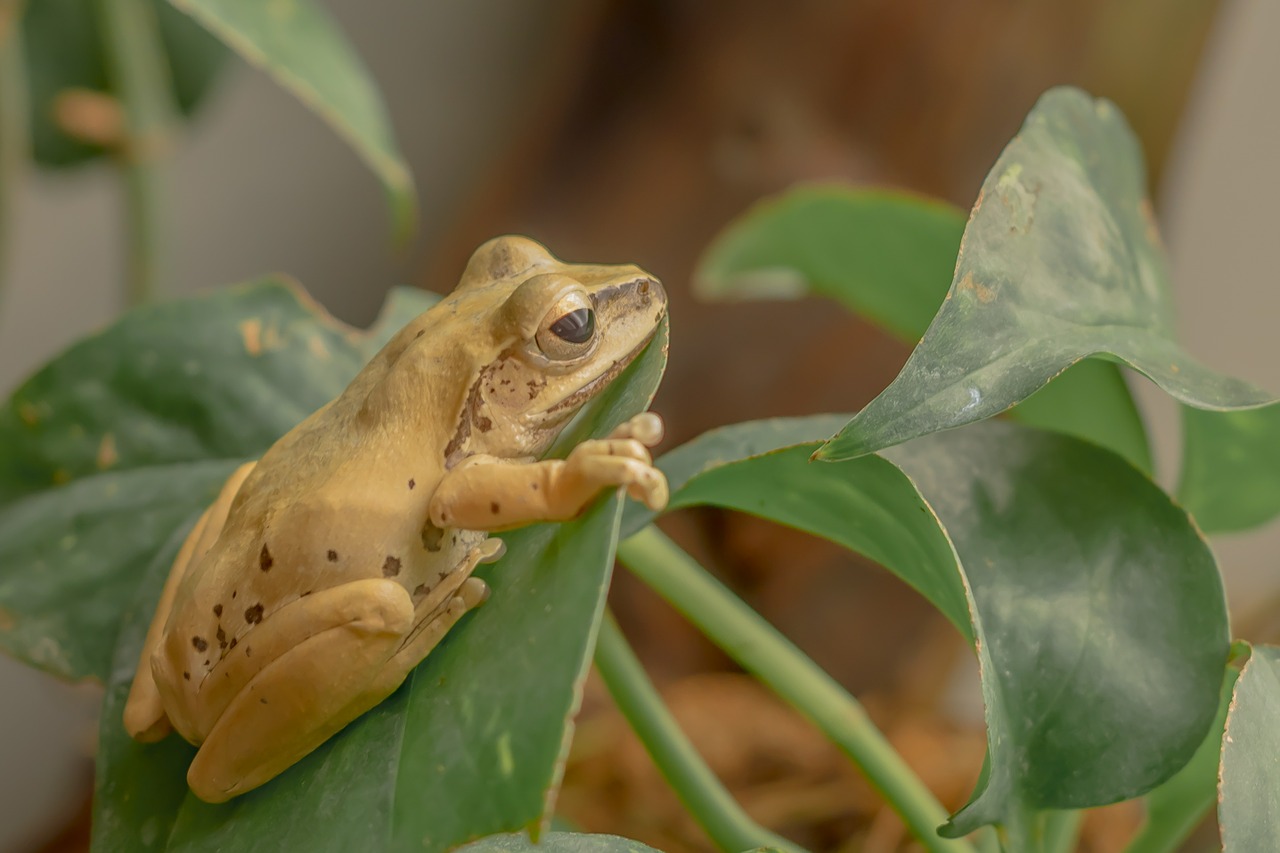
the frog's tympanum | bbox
[123,236,669,803]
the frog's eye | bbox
[536,301,596,360]
[550,308,595,343]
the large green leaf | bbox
[169,0,415,237]
[817,87,1275,462]
[694,185,1151,472]
[1219,644,1280,851]
[1179,404,1280,533]
[1123,657,1240,853]
[23,0,227,168]
[77,284,668,850]
[644,417,1227,844]
[456,832,662,853]
[0,283,438,680]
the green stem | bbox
[617,525,974,853]
[1041,810,1082,853]
[1123,805,1212,853]
[0,0,28,322]
[94,0,176,306]
[594,612,807,853]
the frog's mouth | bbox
[533,276,666,424]
[539,324,662,422]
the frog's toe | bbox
[608,412,664,446]
[628,467,669,511]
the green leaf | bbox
[1179,404,1280,533]
[169,0,416,238]
[649,417,1228,843]
[0,281,438,680]
[886,424,1228,840]
[818,86,1275,462]
[1220,644,1280,850]
[23,0,227,168]
[80,288,667,850]
[456,831,662,853]
[1123,658,1239,853]
[695,183,1151,473]
[695,186,968,340]
[630,418,970,640]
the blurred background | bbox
[1,1,1277,851]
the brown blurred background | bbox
[2,1,1278,851]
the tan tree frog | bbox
[122,236,669,803]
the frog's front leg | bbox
[428,413,669,531]
[184,578,415,803]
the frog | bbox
[121,235,669,803]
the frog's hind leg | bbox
[184,578,415,803]
[124,461,257,742]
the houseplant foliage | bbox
[0,6,1275,847]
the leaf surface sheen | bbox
[694,183,1152,472]
[644,416,1228,843]
[817,87,1274,461]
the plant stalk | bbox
[94,0,176,307]
[617,525,974,853]
[0,0,28,323]
[1041,809,1083,853]
[594,611,807,853]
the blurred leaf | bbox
[1219,645,1280,850]
[1123,658,1239,853]
[647,417,1227,843]
[819,86,1275,462]
[0,2,29,322]
[170,0,416,238]
[23,0,226,167]
[1179,404,1280,533]
[456,832,662,853]
[696,186,966,340]
[696,184,1151,473]
[0,282,437,680]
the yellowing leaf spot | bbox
[997,163,1023,189]
[262,322,284,352]
[97,433,118,469]
[52,468,71,485]
[267,0,298,22]
[0,607,14,631]
[17,402,41,426]
[496,731,514,777]
[240,319,263,357]
[959,272,996,304]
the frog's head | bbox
[444,236,666,463]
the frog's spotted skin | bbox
[123,237,668,803]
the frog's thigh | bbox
[124,460,257,742]
[186,578,414,803]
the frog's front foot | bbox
[560,415,668,512]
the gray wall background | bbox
[0,1,1276,848]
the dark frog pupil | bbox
[550,308,595,344]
